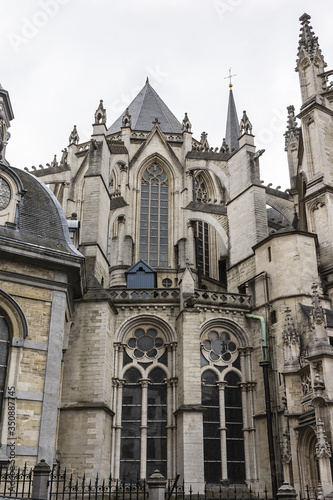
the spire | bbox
[225,85,239,152]
[296,14,325,67]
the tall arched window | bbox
[118,326,169,481]
[201,328,246,484]
[201,370,221,483]
[193,173,210,277]
[139,163,168,267]
[0,312,10,415]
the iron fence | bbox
[0,464,33,498]
[49,468,148,500]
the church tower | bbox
[295,14,333,297]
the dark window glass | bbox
[147,368,167,476]
[195,221,210,277]
[225,372,245,483]
[120,368,141,480]
[201,371,221,483]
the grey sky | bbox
[1,0,332,190]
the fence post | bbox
[276,482,297,500]
[32,459,51,500]
[147,470,167,500]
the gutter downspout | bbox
[246,314,277,498]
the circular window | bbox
[162,278,172,288]
[201,329,238,365]
[0,178,11,210]
[127,327,165,361]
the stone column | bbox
[114,379,125,479]
[217,381,228,482]
[140,379,150,480]
[186,220,195,267]
[117,215,126,265]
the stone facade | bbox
[1,11,333,500]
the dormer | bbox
[0,165,25,228]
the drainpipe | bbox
[246,314,277,499]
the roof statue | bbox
[69,125,80,145]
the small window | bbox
[271,310,277,324]
[162,278,172,288]
[0,178,11,210]
[268,246,272,262]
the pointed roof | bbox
[225,87,239,152]
[107,79,182,135]
[296,13,325,68]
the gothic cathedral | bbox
[0,13,333,499]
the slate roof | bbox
[107,80,182,135]
[225,88,239,152]
[0,166,81,256]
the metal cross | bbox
[224,68,236,88]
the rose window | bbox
[201,330,238,365]
[127,328,164,360]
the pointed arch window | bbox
[201,329,246,484]
[139,163,168,267]
[118,325,170,481]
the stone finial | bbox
[69,125,79,145]
[182,112,192,133]
[282,308,300,368]
[94,100,106,124]
[311,283,325,327]
[315,419,331,458]
[297,13,324,65]
[239,110,253,135]
[284,105,300,148]
[122,108,131,128]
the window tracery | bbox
[115,324,173,481]
[201,327,246,484]
[139,163,168,267]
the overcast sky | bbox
[1,0,332,190]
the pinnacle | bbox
[296,12,324,67]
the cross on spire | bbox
[224,68,236,89]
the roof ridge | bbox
[133,80,149,129]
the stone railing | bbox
[109,288,180,302]
[109,288,251,309]
[193,290,251,309]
